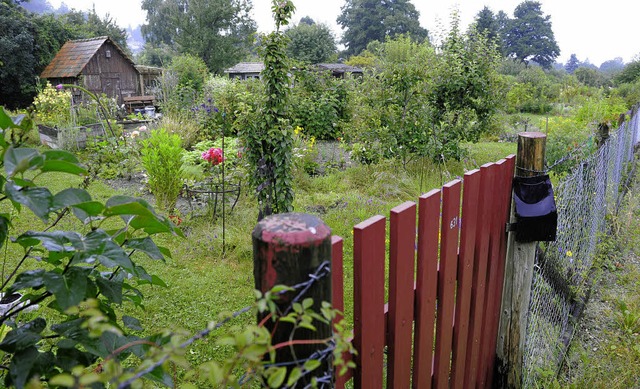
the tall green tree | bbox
[337,0,428,56]
[242,0,295,217]
[565,53,579,74]
[141,0,256,73]
[60,7,129,53]
[503,1,559,68]
[285,21,336,64]
[474,7,500,42]
[0,0,40,108]
[429,16,504,159]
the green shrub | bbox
[290,69,348,140]
[611,79,640,108]
[140,128,185,212]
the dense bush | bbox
[343,20,504,165]
[290,68,348,140]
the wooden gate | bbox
[331,156,515,388]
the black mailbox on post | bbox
[513,174,557,243]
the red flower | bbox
[202,147,224,165]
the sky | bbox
[47,0,640,66]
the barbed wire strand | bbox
[118,260,333,389]
[515,135,597,176]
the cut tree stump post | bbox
[252,213,333,384]
[496,132,546,389]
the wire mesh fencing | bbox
[522,105,640,387]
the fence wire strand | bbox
[522,107,640,387]
[119,261,334,389]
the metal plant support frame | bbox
[184,112,239,255]
[184,181,241,218]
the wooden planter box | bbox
[38,123,106,149]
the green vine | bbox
[242,0,295,218]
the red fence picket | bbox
[450,169,481,388]
[330,155,516,388]
[413,189,441,389]
[434,179,462,388]
[388,201,417,388]
[353,215,386,388]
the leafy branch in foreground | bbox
[0,107,182,388]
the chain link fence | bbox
[523,105,640,387]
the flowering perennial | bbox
[202,147,224,165]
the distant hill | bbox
[20,0,68,14]
[126,25,145,54]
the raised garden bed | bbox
[38,123,106,149]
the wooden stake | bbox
[496,132,546,388]
[252,213,332,384]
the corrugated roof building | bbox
[40,36,141,104]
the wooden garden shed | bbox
[40,36,140,104]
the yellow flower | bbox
[566,250,573,257]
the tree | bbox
[565,54,579,74]
[574,67,608,88]
[0,1,39,108]
[299,15,314,25]
[337,0,428,56]
[429,17,504,159]
[285,22,336,64]
[503,1,559,68]
[599,57,625,74]
[60,7,129,53]
[474,7,501,43]
[141,0,257,73]
[242,0,295,218]
[615,59,640,85]
[136,42,178,67]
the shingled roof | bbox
[224,62,265,74]
[40,36,135,79]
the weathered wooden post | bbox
[496,132,546,388]
[252,213,333,383]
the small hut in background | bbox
[40,36,140,105]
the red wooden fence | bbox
[332,155,516,388]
